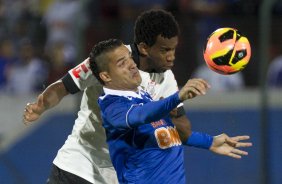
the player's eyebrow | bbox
[160,46,174,50]
[116,51,132,63]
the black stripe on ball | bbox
[212,49,233,66]
[208,63,237,75]
[231,49,247,65]
[219,30,234,42]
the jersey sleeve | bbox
[127,93,181,127]
[61,58,100,94]
[99,96,133,130]
[100,93,181,130]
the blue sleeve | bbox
[101,92,181,129]
[101,97,132,130]
[184,131,213,149]
[127,92,181,127]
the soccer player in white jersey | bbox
[23,9,252,184]
[89,38,251,184]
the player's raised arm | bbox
[23,80,69,124]
[178,78,211,101]
[23,57,98,124]
[129,78,209,124]
[171,79,210,142]
[170,78,210,141]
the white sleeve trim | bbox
[125,103,142,129]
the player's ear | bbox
[137,42,149,56]
[99,72,111,83]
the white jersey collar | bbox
[103,86,145,99]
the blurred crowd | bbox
[0,0,281,95]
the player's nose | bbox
[167,51,175,62]
[128,59,137,69]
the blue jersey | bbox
[98,87,185,184]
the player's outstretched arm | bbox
[171,115,192,142]
[23,80,69,124]
[209,133,252,159]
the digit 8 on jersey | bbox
[155,127,181,149]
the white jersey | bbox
[139,70,180,100]
[53,45,180,183]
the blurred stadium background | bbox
[0,0,281,184]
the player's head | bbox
[89,39,141,90]
[134,9,180,72]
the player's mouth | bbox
[132,70,140,78]
[165,64,174,69]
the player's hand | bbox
[178,78,210,101]
[23,94,45,124]
[209,133,252,159]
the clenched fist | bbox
[178,78,210,101]
[23,94,45,124]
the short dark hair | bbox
[89,39,123,85]
[134,9,180,46]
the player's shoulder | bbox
[157,70,176,85]
[99,94,125,110]
[99,94,125,104]
[99,87,147,109]
[164,69,175,77]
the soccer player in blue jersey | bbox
[89,39,252,184]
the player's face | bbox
[146,35,178,73]
[104,45,141,91]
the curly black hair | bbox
[89,39,123,85]
[134,9,180,46]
